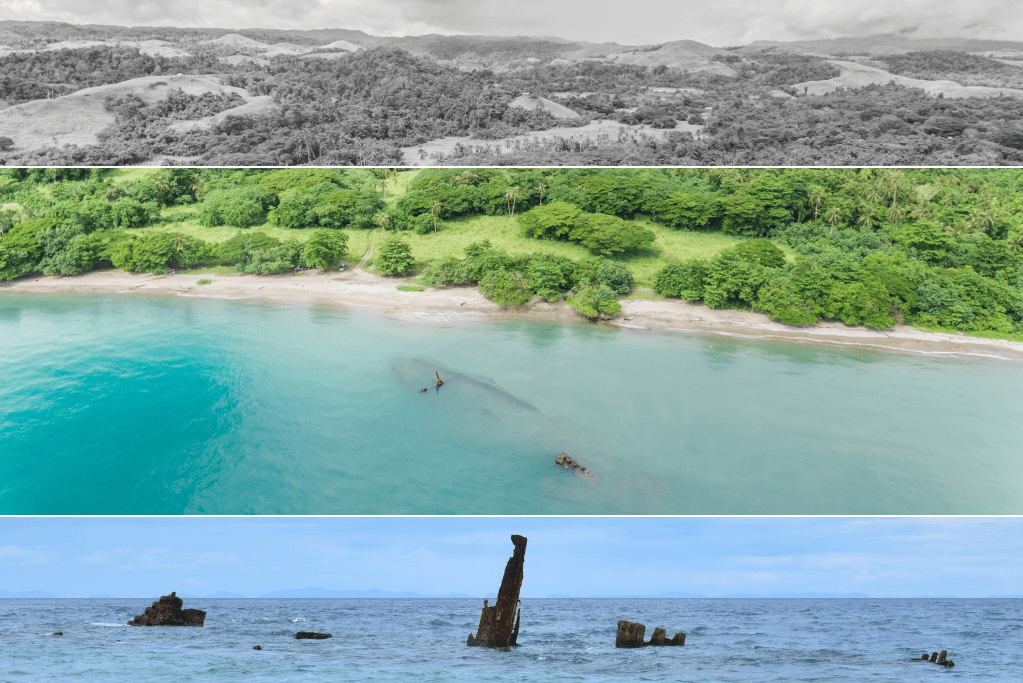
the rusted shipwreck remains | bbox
[615,620,686,648]
[916,650,955,668]
[467,534,526,648]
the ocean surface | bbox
[2,293,1022,514]
[2,598,1018,682]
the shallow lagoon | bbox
[2,294,1021,514]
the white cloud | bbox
[0,545,55,565]
[2,0,1022,46]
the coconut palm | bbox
[823,205,842,236]
[375,212,391,231]
[886,204,907,231]
[504,186,522,216]
[537,181,548,205]
[807,185,826,221]
[429,201,442,233]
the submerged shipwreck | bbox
[392,359,598,478]
[467,534,527,649]
[555,452,594,478]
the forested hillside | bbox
[4,27,1023,165]
[3,167,1022,339]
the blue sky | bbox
[1,0,1021,47]
[1,517,1020,598]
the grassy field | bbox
[127,205,373,262]
[67,168,788,290]
[108,169,157,184]
[379,213,794,287]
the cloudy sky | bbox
[2,517,1020,598]
[0,0,1021,46]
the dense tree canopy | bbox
[3,167,1023,336]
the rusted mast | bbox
[467,534,526,648]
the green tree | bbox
[375,235,415,275]
[302,229,348,270]
[0,218,49,280]
[429,201,442,233]
[648,193,721,230]
[567,284,622,321]
[733,238,786,268]
[200,187,271,228]
[504,186,522,216]
[823,279,895,329]
[701,249,769,309]
[568,213,655,256]
[480,269,531,305]
[517,201,582,240]
[756,273,821,326]
[653,259,708,300]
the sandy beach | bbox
[4,267,1023,361]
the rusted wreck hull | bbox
[467,534,526,648]
[615,620,685,647]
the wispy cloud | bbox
[1,0,1022,46]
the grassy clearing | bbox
[384,214,790,287]
[621,288,669,302]
[128,204,373,262]
[397,284,425,292]
[396,214,592,264]
[108,169,157,184]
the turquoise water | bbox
[2,293,1021,515]
[3,598,1020,682]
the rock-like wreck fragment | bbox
[295,631,332,639]
[127,592,206,626]
[467,534,526,648]
[615,620,685,647]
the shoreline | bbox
[4,268,1023,361]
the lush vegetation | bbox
[3,167,1023,338]
[6,25,1023,166]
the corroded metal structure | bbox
[467,534,526,648]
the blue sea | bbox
[2,598,1018,682]
[2,293,1022,514]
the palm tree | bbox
[945,218,971,237]
[537,181,548,205]
[429,201,442,233]
[807,185,826,221]
[883,169,906,205]
[823,206,841,236]
[375,212,390,231]
[863,183,885,206]
[887,204,906,231]
[856,211,876,231]
[504,186,521,216]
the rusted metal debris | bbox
[615,620,685,648]
[915,650,955,668]
[467,534,526,648]
[295,632,332,640]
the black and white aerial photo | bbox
[3,0,1023,166]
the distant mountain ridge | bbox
[740,34,1023,55]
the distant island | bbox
[3,22,1023,165]
[2,166,1022,358]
